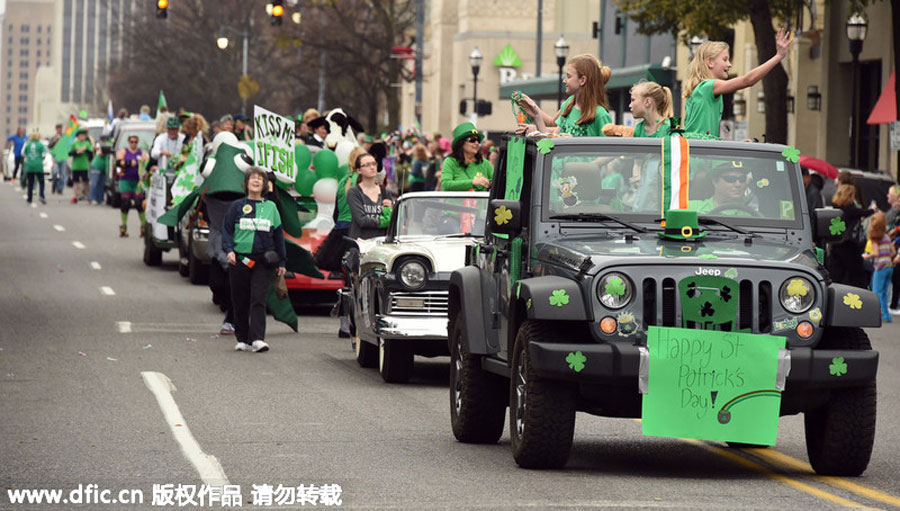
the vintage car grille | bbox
[637,276,773,334]
[389,291,449,316]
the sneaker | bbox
[220,322,235,335]
[234,341,251,351]
[890,307,900,316]
[70,197,77,204]
[39,197,46,204]
[251,340,270,352]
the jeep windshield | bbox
[395,196,488,239]
[542,143,803,229]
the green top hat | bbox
[166,117,182,129]
[659,209,706,241]
[451,122,484,150]
[75,128,88,136]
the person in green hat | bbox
[440,122,493,191]
[687,161,753,215]
[68,128,93,203]
[151,116,185,171]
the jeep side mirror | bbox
[813,207,843,243]
[489,199,522,237]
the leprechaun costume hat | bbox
[451,121,484,150]
[659,209,706,241]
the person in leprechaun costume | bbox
[440,122,493,192]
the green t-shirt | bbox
[91,153,109,171]
[684,79,723,137]
[687,196,752,216]
[335,173,359,223]
[232,199,282,254]
[22,140,46,173]
[440,157,493,191]
[69,139,93,171]
[555,96,612,137]
[633,118,673,138]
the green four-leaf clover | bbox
[566,351,586,372]
[829,357,847,376]
[549,289,569,307]
[782,146,800,163]
[536,138,555,154]
[829,217,846,236]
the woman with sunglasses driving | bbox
[440,122,493,192]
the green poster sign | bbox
[642,326,785,445]
[504,137,526,201]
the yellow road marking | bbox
[742,447,900,508]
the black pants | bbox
[229,259,274,343]
[209,261,234,324]
[26,173,44,202]
[891,263,900,309]
[12,157,22,179]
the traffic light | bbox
[156,0,168,19]
[271,0,284,25]
[476,100,492,116]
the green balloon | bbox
[336,164,349,181]
[295,144,311,172]
[295,168,317,196]
[313,149,339,179]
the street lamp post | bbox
[688,35,706,59]
[554,36,569,110]
[846,13,868,168]
[469,47,483,120]
[217,25,250,117]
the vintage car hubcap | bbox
[515,355,527,437]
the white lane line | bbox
[141,371,230,486]
[53,224,65,231]
[117,321,132,333]
[39,212,48,218]
[72,241,86,249]
[90,261,102,270]
[100,286,116,296]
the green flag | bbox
[170,136,203,205]
[156,90,167,117]
[51,117,78,163]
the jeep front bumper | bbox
[528,342,878,389]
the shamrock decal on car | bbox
[829,357,847,376]
[698,254,718,259]
[843,292,862,310]
[781,146,800,163]
[809,307,822,322]
[566,351,587,372]
[494,206,513,226]
[549,289,570,307]
[605,277,626,297]
[536,138,555,155]
[787,279,808,297]
[829,217,846,236]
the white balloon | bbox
[312,177,338,204]
[334,140,356,167]
[200,157,216,178]
[210,131,238,154]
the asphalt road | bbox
[2,180,900,510]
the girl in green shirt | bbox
[683,28,794,137]
[23,132,46,204]
[629,81,674,138]
[515,54,613,137]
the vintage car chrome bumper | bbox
[374,314,448,340]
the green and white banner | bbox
[170,136,203,206]
[253,105,295,184]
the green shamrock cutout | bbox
[605,277,626,297]
[549,289,569,307]
[536,138,555,154]
[781,146,800,163]
[566,351,586,372]
[829,217,846,236]
[494,206,513,226]
[787,279,808,297]
[843,292,862,310]
[829,357,847,376]
[724,268,739,279]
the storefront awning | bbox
[499,63,675,101]
[866,71,896,125]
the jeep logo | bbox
[694,267,721,276]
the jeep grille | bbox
[389,291,449,316]
[640,277,773,333]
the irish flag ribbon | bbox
[660,135,690,220]
[51,115,79,163]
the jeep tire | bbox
[379,338,414,383]
[510,320,576,469]
[804,327,876,476]
[188,238,208,285]
[449,316,506,443]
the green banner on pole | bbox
[642,326,785,446]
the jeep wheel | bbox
[379,338,414,383]
[804,327,876,476]
[355,337,377,368]
[188,239,208,285]
[449,316,505,443]
[509,321,576,469]
[143,233,162,266]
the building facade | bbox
[0,0,55,135]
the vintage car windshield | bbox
[395,196,488,238]
[543,145,802,226]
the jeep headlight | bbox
[398,260,427,290]
[597,272,633,309]
[779,277,815,313]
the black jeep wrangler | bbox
[447,135,880,475]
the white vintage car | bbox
[352,191,489,383]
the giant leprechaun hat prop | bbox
[451,121,484,150]
[659,209,706,241]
